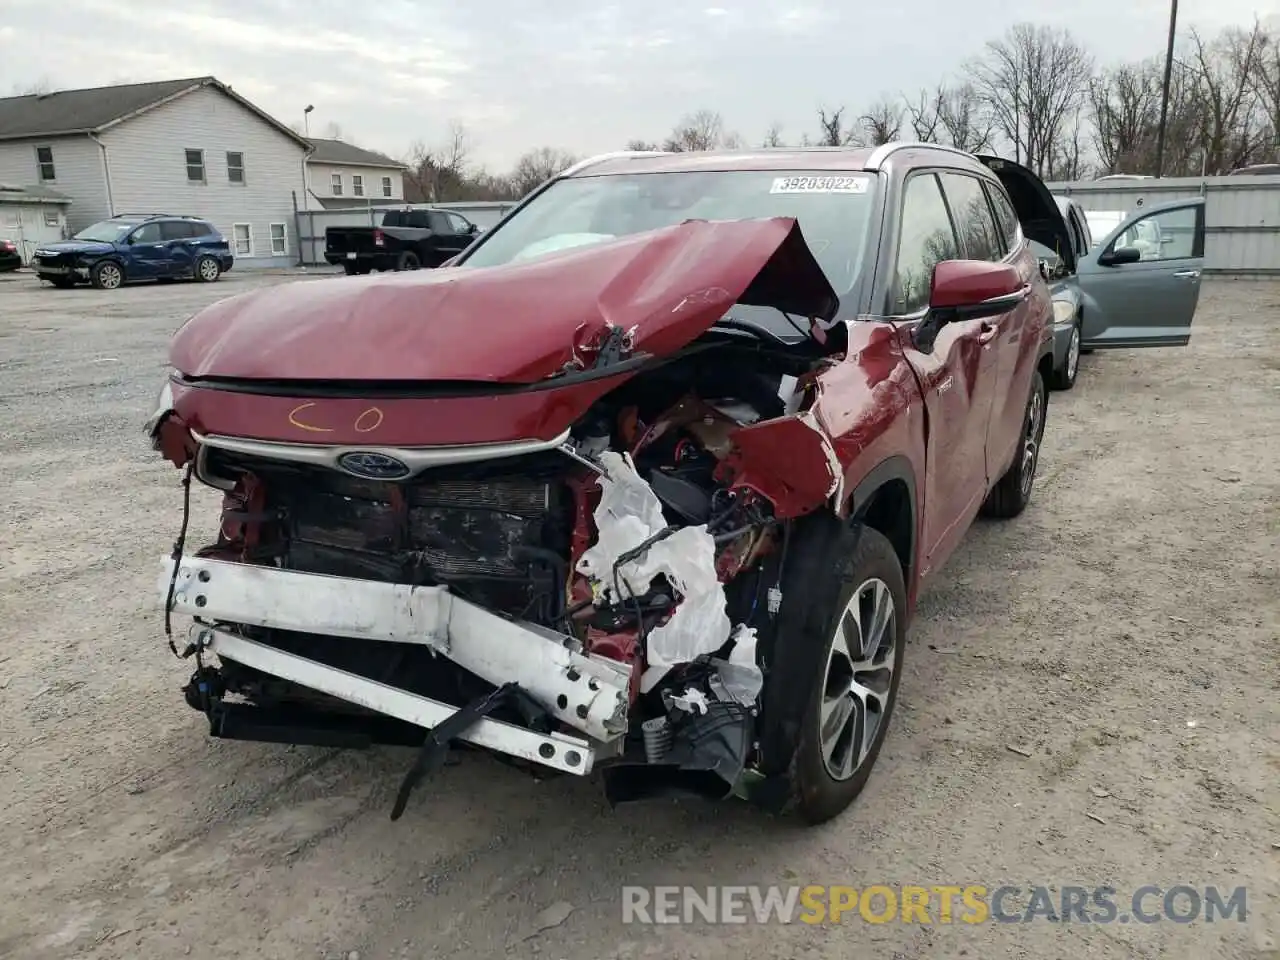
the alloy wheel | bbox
[199,258,219,281]
[98,263,122,289]
[1019,385,1044,498]
[819,577,898,782]
[1066,326,1080,382]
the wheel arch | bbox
[845,455,917,583]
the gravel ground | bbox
[0,270,1277,960]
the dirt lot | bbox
[0,269,1276,960]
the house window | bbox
[227,151,245,184]
[331,173,343,196]
[185,149,206,183]
[269,222,287,256]
[35,146,55,181]
[382,176,392,198]
[44,210,60,227]
[232,223,252,256]
[352,175,364,197]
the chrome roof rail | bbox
[864,141,978,171]
[559,150,670,178]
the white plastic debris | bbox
[710,624,764,706]
[777,374,803,416]
[575,451,732,693]
[669,687,710,715]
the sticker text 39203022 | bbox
[769,176,870,195]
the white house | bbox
[0,77,311,267]
[0,183,72,264]
[305,138,406,209]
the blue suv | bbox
[33,214,234,290]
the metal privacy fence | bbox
[294,200,517,266]
[1045,174,1280,275]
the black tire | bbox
[1080,348,1096,355]
[1050,322,1081,391]
[194,255,221,283]
[758,519,907,825]
[342,262,360,276]
[90,260,124,290]
[395,251,421,271]
[981,368,1047,519]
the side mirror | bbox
[468,223,479,234]
[1099,245,1141,266]
[915,260,1026,353]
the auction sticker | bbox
[770,175,869,194]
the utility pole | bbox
[1155,0,1178,177]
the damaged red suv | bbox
[147,143,1072,824]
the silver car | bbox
[1032,195,1206,390]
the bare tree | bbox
[663,109,734,151]
[905,83,995,152]
[1253,24,1280,157]
[966,23,1093,176]
[859,97,904,145]
[508,147,580,197]
[761,123,786,147]
[321,121,346,141]
[625,139,662,151]
[816,106,854,146]
[1185,21,1268,173]
[404,121,473,202]
[1088,61,1163,173]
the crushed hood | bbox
[171,218,839,383]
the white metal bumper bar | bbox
[193,625,596,775]
[159,554,632,744]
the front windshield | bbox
[73,220,137,243]
[462,169,876,336]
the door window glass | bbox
[939,173,1003,261]
[1109,206,1199,260]
[985,183,1021,252]
[446,213,471,233]
[891,173,959,315]
[131,222,162,243]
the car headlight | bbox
[1052,300,1076,325]
[144,373,176,437]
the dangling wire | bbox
[162,461,195,658]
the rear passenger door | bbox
[161,220,197,277]
[1074,198,1206,348]
[894,172,1001,574]
[943,173,1042,481]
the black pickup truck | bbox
[324,207,481,274]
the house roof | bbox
[0,76,311,149]
[306,137,406,170]
[0,183,73,204]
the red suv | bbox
[147,143,1072,824]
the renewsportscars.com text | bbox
[621,885,1247,925]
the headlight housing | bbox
[1052,300,1076,325]
[143,373,176,437]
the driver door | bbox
[1075,198,1206,348]
[126,221,169,277]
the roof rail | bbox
[112,212,176,219]
[863,141,977,171]
[558,150,669,179]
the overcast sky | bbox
[0,0,1271,171]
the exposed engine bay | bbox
[159,336,836,814]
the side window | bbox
[427,212,450,233]
[159,221,190,241]
[1110,206,1199,261]
[938,173,1002,261]
[985,183,1021,253]
[131,222,162,244]
[406,210,432,229]
[446,213,471,234]
[890,173,959,315]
